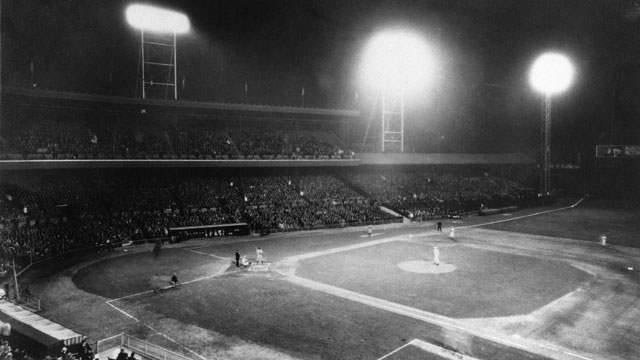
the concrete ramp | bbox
[379,206,409,223]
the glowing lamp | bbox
[529,52,575,95]
[360,29,437,94]
[126,4,190,34]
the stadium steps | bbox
[378,205,407,221]
[332,172,373,200]
[333,173,409,222]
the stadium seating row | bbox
[0,115,353,160]
[0,169,534,264]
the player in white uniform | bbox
[240,255,249,267]
[433,246,440,266]
[256,247,264,264]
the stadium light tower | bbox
[529,52,575,196]
[360,29,437,152]
[125,4,190,100]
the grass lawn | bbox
[483,206,640,247]
[297,242,591,318]
[115,273,549,360]
[72,248,223,298]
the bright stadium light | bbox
[126,4,191,100]
[529,52,575,95]
[126,4,190,34]
[359,28,438,153]
[528,51,576,196]
[360,29,437,94]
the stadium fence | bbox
[97,333,195,360]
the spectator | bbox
[116,349,128,360]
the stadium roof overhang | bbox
[2,87,360,120]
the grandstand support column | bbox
[543,94,551,196]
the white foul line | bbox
[376,339,416,360]
[457,197,585,230]
[187,248,229,260]
[105,301,139,322]
[104,263,231,359]
[144,323,207,360]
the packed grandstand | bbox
[0,169,537,264]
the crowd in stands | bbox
[0,336,98,360]
[240,175,389,231]
[0,172,397,263]
[0,115,353,160]
[349,170,536,221]
[0,168,535,264]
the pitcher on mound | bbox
[433,246,440,266]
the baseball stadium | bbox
[0,1,639,360]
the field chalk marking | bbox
[144,324,207,360]
[457,197,585,231]
[105,301,139,322]
[107,263,230,304]
[376,340,415,360]
[412,339,482,360]
[104,265,229,360]
[187,248,229,260]
[285,273,594,360]
[377,339,483,360]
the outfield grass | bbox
[296,242,590,318]
[483,205,640,247]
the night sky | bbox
[3,1,640,156]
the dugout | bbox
[169,222,250,240]
[0,300,84,355]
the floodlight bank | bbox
[126,4,190,34]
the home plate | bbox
[249,263,271,272]
[397,260,456,274]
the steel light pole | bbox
[126,4,190,100]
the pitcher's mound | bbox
[397,260,456,274]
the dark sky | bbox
[3,0,640,155]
